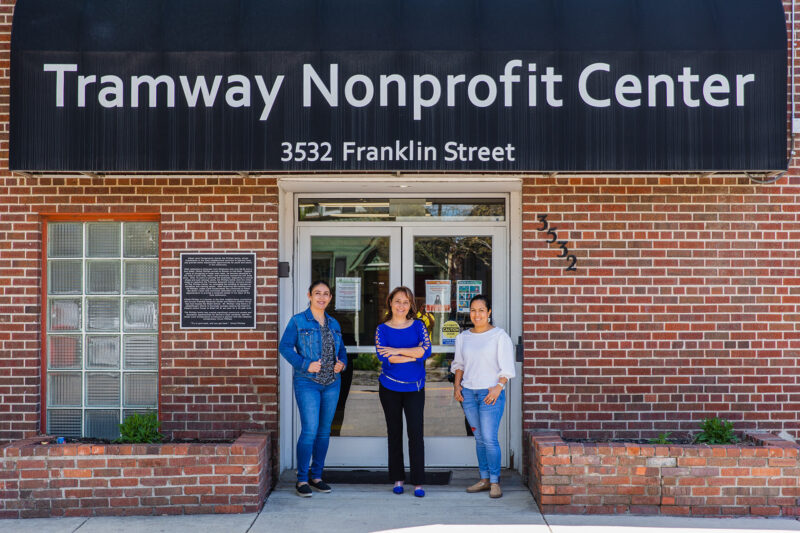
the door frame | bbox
[278,177,523,473]
[294,223,507,467]
[402,224,508,467]
[294,225,402,467]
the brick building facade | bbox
[0,0,798,472]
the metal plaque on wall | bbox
[180,253,256,329]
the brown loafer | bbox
[466,479,490,493]
[489,483,502,498]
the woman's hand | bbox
[376,345,395,358]
[484,384,503,405]
[454,383,463,402]
[334,360,345,373]
[307,361,322,373]
[378,345,424,359]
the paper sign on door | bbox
[335,277,361,311]
[425,280,451,312]
[456,280,482,313]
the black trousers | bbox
[378,384,426,485]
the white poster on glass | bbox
[425,280,451,312]
[335,277,361,311]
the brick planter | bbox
[527,431,800,517]
[0,432,270,519]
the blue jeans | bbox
[294,375,341,482]
[461,388,505,483]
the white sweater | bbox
[450,327,516,390]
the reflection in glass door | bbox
[310,234,391,437]
[297,227,401,466]
[404,227,506,466]
[411,235,493,437]
[295,211,507,467]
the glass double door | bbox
[295,224,507,467]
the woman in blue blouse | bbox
[375,286,432,497]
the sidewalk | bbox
[1,469,799,533]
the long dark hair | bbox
[384,286,417,321]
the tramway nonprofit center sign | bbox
[9,0,788,172]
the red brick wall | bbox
[0,0,798,447]
[521,172,800,440]
[528,431,800,516]
[0,174,280,444]
[522,0,800,439]
[0,432,270,518]
[0,0,24,444]
[157,179,280,440]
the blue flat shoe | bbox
[393,485,404,494]
[414,487,425,498]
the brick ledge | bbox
[0,432,271,519]
[526,430,800,517]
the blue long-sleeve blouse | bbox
[375,320,432,392]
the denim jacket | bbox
[279,308,348,380]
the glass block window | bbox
[46,221,159,439]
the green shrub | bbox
[694,417,739,445]
[353,353,381,372]
[114,412,164,444]
[648,432,672,445]
[430,352,449,368]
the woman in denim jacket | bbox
[279,280,347,497]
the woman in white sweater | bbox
[451,294,516,498]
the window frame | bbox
[40,213,161,436]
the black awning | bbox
[12,0,786,53]
[10,0,788,172]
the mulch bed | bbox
[563,436,756,446]
[42,437,236,445]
